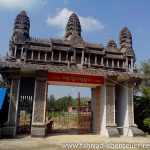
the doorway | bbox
[46,85,92,134]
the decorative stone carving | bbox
[65,13,81,38]
[106,81,119,136]
[13,11,30,43]
[107,39,117,49]
[119,26,135,58]
[31,72,47,137]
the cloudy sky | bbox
[0,0,150,98]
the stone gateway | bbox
[0,11,145,137]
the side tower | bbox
[8,11,30,61]
[65,13,81,40]
[119,26,136,72]
[64,13,85,68]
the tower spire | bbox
[65,12,81,39]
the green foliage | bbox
[0,79,5,87]
[48,95,56,110]
[134,58,150,133]
[144,118,150,128]
[142,87,150,98]
[134,95,150,133]
[140,58,150,76]
[47,95,77,111]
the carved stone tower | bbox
[13,11,30,43]
[119,26,135,72]
[65,13,84,49]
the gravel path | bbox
[0,134,150,150]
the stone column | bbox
[51,51,54,61]
[31,51,34,60]
[101,57,104,66]
[81,49,84,64]
[58,51,61,62]
[2,75,20,137]
[130,58,134,72]
[106,59,108,67]
[115,85,129,136]
[95,87,100,134]
[31,72,48,137]
[45,52,47,61]
[127,84,145,136]
[115,83,145,136]
[105,81,119,137]
[91,87,100,134]
[21,47,24,58]
[95,55,97,65]
[14,46,17,58]
[117,60,120,68]
[66,52,68,61]
[126,57,128,68]
[112,59,114,67]
[73,49,76,61]
[38,51,40,61]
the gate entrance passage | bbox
[47,85,93,134]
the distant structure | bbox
[0,11,145,137]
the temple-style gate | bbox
[0,11,146,137]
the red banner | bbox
[48,72,105,85]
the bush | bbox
[144,118,150,128]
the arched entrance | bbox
[29,71,104,137]
[46,85,92,134]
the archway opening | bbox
[46,85,92,134]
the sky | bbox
[0,0,150,98]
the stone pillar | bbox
[73,49,76,60]
[91,87,100,134]
[130,58,134,72]
[95,55,97,65]
[117,60,120,68]
[58,51,61,62]
[106,59,108,67]
[115,85,129,136]
[51,51,54,61]
[99,80,119,137]
[127,84,145,136]
[112,59,114,67]
[38,51,40,61]
[31,51,34,60]
[105,81,119,137]
[88,53,91,65]
[115,83,145,136]
[31,72,48,137]
[2,75,20,137]
[14,46,17,58]
[21,47,24,58]
[126,57,128,68]
[101,57,104,66]
[45,52,47,61]
[66,52,68,61]
[95,87,100,134]
[131,58,133,69]
[81,49,84,64]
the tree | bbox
[134,58,150,133]
[47,95,77,111]
[47,95,56,111]
[0,75,5,88]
